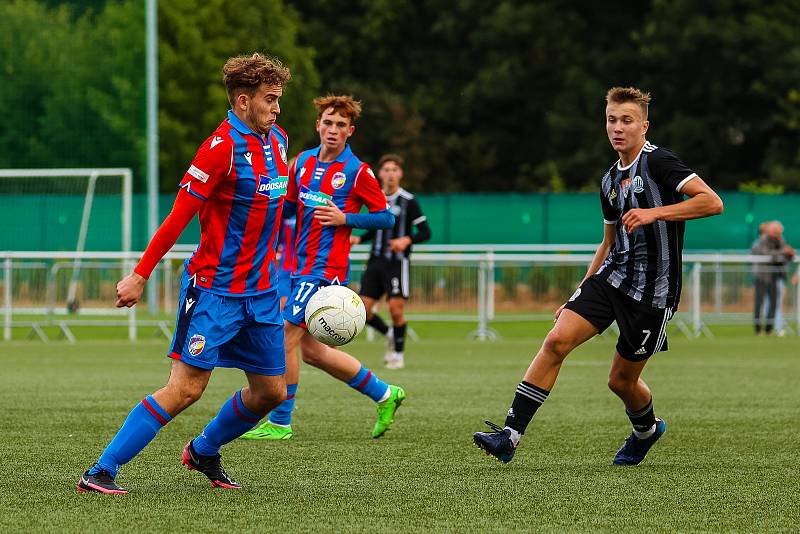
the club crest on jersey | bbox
[331,172,347,189]
[188,334,206,356]
[299,185,333,207]
[278,143,287,165]
[256,174,288,199]
[632,175,644,193]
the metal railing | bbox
[2,249,797,342]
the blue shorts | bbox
[168,272,285,375]
[282,276,333,328]
[277,268,293,299]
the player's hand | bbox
[314,200,347,226]
[350,235,361,245]
[116,272,146,308]
[389,236,412,252]
[554,303,566,322]
[621,208,657,234]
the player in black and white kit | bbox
[351,154,431,369]
[474,87,724,466]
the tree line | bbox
[2,0,799,193]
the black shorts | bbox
[564,275,673,361]
[359,257,410,300]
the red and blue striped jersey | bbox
[286,144,388,283]
[178,111,289,296]
[277,218,295,272]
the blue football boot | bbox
[613,418,667,465]
[473,421,517,464]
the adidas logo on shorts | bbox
[635,347,648,355]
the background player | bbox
[77,53,291,493]
[473,87,723,466]
[242,95,404,441]
[351,154,431,369]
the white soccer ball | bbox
[305,285,366,346]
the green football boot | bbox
[372,385,406,438]
[240,421,293,440]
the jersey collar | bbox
[226,110,266,137]
[312,143,353,163]
[616,140,647,171]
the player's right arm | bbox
[116,134,232,308]
[554,223,616,321]
[116,189,205,307]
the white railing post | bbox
[692,262,702,337]
[4,257,11,341]
[487,249,495,321]
[476,260,487,339]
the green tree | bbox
[158,0,319,189]
[637,1,800,191]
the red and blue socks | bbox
[88,395,172,478]
[267,383,298,426]
[347,365,390,402]
[192,389,261,456]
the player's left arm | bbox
[315,165,394,228]
[622,176,723,233]
[622,150,723,233]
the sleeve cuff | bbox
[676,173,697,192]
[604,219,617,225]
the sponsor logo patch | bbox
[299,185,333,207]
[187,165,209,183]
[188,334,206,356]
[256,175,288,199]
[331,172,347,189]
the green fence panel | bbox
[2,191,797,251]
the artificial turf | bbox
[0,323,797,532]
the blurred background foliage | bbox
[2,0,799,193]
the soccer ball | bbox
[305,285,366,346]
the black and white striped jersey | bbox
[596,141,697,309]
[359,188,431,260]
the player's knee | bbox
[248,385,286,414]
[541,330,573,360]
[607,372,635,396]
[167,382,204,410]
[300,343,327,367]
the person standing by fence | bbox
[752,221,795,335]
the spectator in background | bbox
[352,154,431,370]
[751,221,795,335]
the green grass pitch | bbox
[0,322,798,532]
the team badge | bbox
[278,143,287,165]
[331,172,347,189]
[188,334,206,356]
[632,175,644,193]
